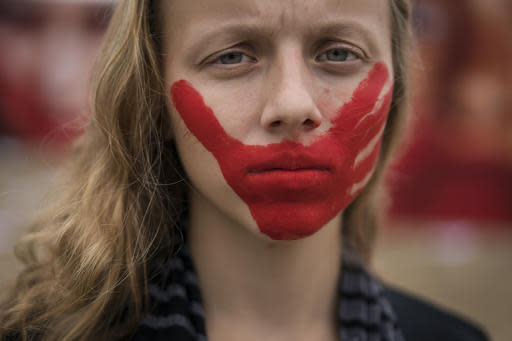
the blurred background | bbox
[0,0,510,340]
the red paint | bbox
[171,63,392,240]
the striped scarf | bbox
[131,244,404,341]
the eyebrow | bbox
[308,20,378,42]
[185,22,277,59]
[305,19,380,54]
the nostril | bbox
[270,120,282,128]
[303,118,318,129]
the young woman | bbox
[0,0,489,340]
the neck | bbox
[188,192,342,340]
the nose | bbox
[260,50,322,139]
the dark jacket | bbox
[385,285,490,341]
[2,286,491,341]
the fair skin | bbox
[162,0,393,340]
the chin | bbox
[250,201,343,241]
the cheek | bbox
[171,111,209,175]
[317,96,337,122]
[195,83,263,142]
[317,83,360,123]
[170,91,257,231]
[172,112,235,207]
[169,100,229,184]
[176,134,220,183]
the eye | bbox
[215,52,256,65]
[316,48,359,62]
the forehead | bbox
[163,0,390,42]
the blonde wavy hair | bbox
[0,0,411,340]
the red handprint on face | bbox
[171,62,392,240]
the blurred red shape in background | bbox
[388,0,512,223]
[0,0,114,149]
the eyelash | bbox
[315,47,361,62]
[209,46,365,68]
[213,52,257,65]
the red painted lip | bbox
[246,169,332,193]
[249,168,330,173]
[247,168,331,181]
[245,153,334,191]
[245,152,334,174]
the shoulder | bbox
[383,285,490,341]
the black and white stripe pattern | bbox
[339,248,405,341]
[131,246,207,341]
[131,244,404,341]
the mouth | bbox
[246,153,334,175]
[243,153,334,192]
[248,167,331,174]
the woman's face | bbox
[163,0,393,241]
